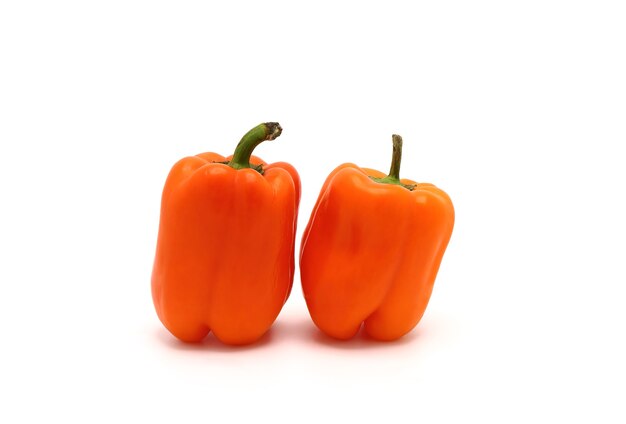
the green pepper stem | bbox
[228,122,282,170]
[369,134,415,190]
[387,134,403,181]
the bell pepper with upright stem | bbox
[152,122,300,345]
[300,134,454,341]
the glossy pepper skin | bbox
[300,135,454,341]
[152,123,300,345]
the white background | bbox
[1,1,625,422]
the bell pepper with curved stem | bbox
[300,134,454,341]
[152,122,300,345]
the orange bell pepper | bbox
[152,122,300,345]
[300,134,454,341]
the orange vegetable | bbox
[300,135,454,341]
[152,123,300,345]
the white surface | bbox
[1,1,625,422]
